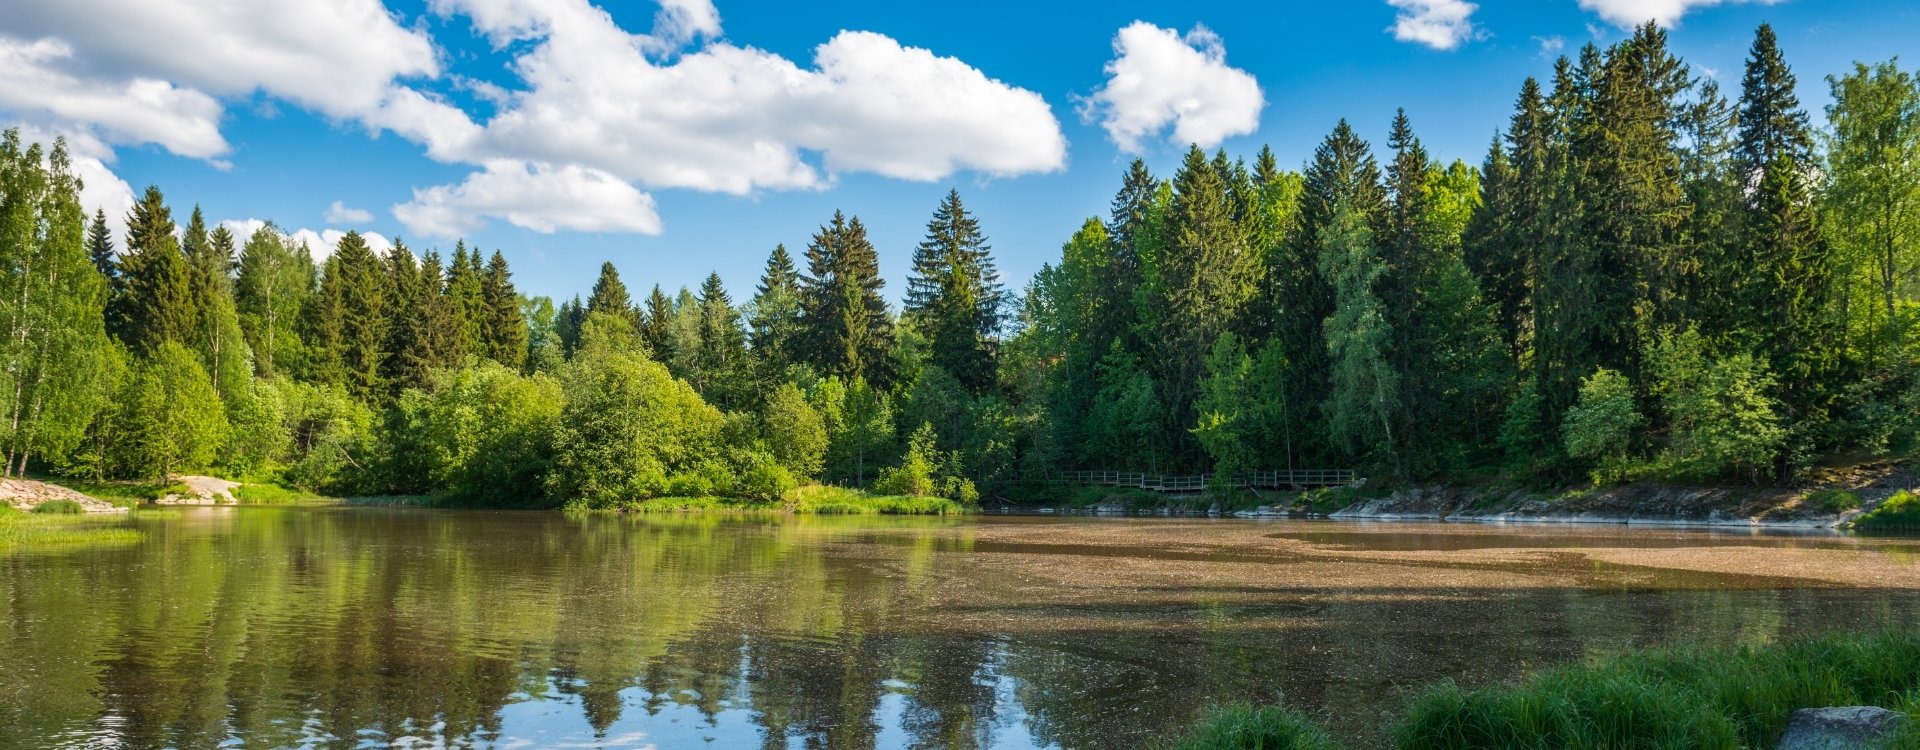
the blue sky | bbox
[3,0,1916,305]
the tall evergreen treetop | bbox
[905,190,1006,392]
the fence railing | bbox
[1044,469,1358,493]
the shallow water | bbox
[2,508,1918,749]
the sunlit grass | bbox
[1169,631,1920,750]
[615,485,975,515]
[0,505,143,551]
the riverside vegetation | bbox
[0,24,1916,511]
[1163,631,1920,750]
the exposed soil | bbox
[157,474,242,505]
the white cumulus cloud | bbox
[1080,22,1264,153]
[1387,0,1482,51]
[220,219,394,262]
[1578,0,1785,28]
[325,201,374,225]
[393,161,663,238]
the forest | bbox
[0,23,1915,507]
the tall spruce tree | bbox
[586,261,633,319]
[798,211,895,388]
[1156,146,1259,466]
[1734,23,1832,420]
[115,186,193,354]
[87,208,115,281]
[695,272,746,404]
[383,241,433,394]
[312,231,389,401]
[482,251,528,369]
[642,284,674,357]
[748,244,803,379]
[904,190,1006,393]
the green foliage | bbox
[1157,704,1336,750]
[1319,198,1399,466]
[905,190,1006,393]
[1650,329,1786,482]
[113,342,229,480]
[1854,490,1920,531]
[387,362,562,505]
[547,349,724,508]
[760,382,826,478]
[30,499,84,515]
[1562,368,1643,483]
[1806,488,1863,513]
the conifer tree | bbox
[642,284,674,357]
[696,272,746,403]
[115,186,193,354]
[311,231,389,401]
[1156,146,1259,464]
[191,221,251,402]
[904,190,1006,393]
[482,251,528,369]
[1734,23,1832,419]
[87,207,115,281]
[556,295,586,356]
[586,261,633,320]
[447,243,487,361]
[1320,198,1399,467]
[748,244,803,378]
[383,241,433,394]
[798,211,894,387]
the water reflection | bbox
[2,509,1917,749]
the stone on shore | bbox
[1777,706,1911,750]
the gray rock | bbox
[1777,707,1911,750]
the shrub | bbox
[1562,368,1642,484]
[31,499,86,515]
[1806,489,1862,514]
[1855,490,1920,531]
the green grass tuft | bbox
[1158,704,1337,750]
[29,498,86,515]
[0,509,143,551]
[1855,491,1920,532]
[233,482,329,504]
[611,486,975,515]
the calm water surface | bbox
[3,507,1919,749]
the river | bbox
[2,507,1918,749]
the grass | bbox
[1159,705,1338,750]
[1166,631,1920,750]
[30,498,85,514]
[617,485,976,515]
[1806,488,1863,514]
[0,504,143,551]
[232,482,332,504]
[1855,491,1920,532]
[52,478,187,506]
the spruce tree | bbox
[642,284,674,357]
[904,190,1006,393]
[87,207,115,280]
[1734,23,1831,419]
[696,272,746,404]
[586,261,633,319]
[1156,146,1259,465]
[798,211,895,388]
[318,231,389,402]
[115,186,193,354]
[748,244,803,378]
[416,251,462,371]
[383,241,433,394]
[482,251,528,369]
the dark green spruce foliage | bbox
[799,211,894,388]
[115,186,194,353]
[904,190,1006,394]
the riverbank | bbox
[346,485,977,515]
[1164,630,1920,750]
[0,503,178,551]
[1020,464,1919,531]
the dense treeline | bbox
[0,23,1915,504]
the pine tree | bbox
[311,231,389,402]
[748,244,803,378]
[904,190,1006,393]
[586,261,633,320]
[114,186,194,354]
[383,241,433,394]
[481,251,528,369]
[695,272,745,404]
[87,208,115,280]
[798,211,895,387]
[1155,146,1260,466]
[1734,23,1832,421]
[642,284,674,357]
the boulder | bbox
[1777,707,1911,750]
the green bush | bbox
[1806,488,1862,513]
[31,499,86,515]
[1159,704,1337,750]
[1855,490,1920,531]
